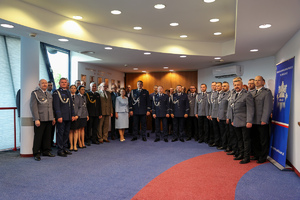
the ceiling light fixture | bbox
[133,27,142,30]
[180,55,186,58]
[170,23,179,27]
[133,68,138,70]
[105,47,113,50]
[154,4,166,9]
[214,57,221,60]
[111,10,121,15]
[214,32,222,35]
[73,16,83,20]
[180,35,188,38]
[259,24,272,29]
[250,49,259,52]
[163,67,169,69]
[204,0,215,3]
[0,24,14,28]
[210,18,219,22]
[144,52,151,55]
[58,38,69,42]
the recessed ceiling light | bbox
[214,57,221,60]
[250,49,259,52]
[170,23,179,27]
[111,10,121,15]
[204,0,215,3]
[214,32,222,35]
[73,16,83,20]
[133,68,138,70]
[180,55,186,58]
[142,71,147,73]
[180,35,188,38]
[58,38,69,42]
[169,70,174,72]
[163,67,169,69]
[259,24,271,29]
[105,47,113,50]
[1,24,14,28]
[144,52,151,55]
[133,27,142,30]
[210,18,219,22]
[154,4,166,9]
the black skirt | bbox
[79,118,87,128]
[70,120,79,130]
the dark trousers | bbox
[197,116,209,142]
[187,116,198,139]
[155,117,168,139]
[33,121,52,156]
[128,116,133,134]
[219,120,229,148]
[252,124,270,161]
[228,120,238,152]
[151,115,156,133]
[235,126,251,159]
[50,124,55,145]
[173,117,185,140]
[133,115,147,138]
[208,119,214,144]
[87,116,99,143]
[110,113,117,138]
[56,120,71,153]
[212,118,221,146]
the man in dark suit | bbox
[86,82,102,146]
[186,85,198,141]
[195,84,209,143]
[149,85,158,136]
[30,79,56,161]
[126,85,133,134]
[152,86,170,142]
[129,80,151,141]
[53,78,75,157]
[210,82,222,148]
[170,85,189,142]
[207,82,216,146]
[250,76,273,163]
[110,84,119,140]
[230,78,254,164]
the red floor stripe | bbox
[132,151,264,200]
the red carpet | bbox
[132,151,265,200]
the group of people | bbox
[30,76,273,165]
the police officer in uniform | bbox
[152,86,170,142]
[210,82,222,148]
[217,81,230,150]
[230,78,254,164]
[129,80,151,141]
[53,78,75,157]
[30,79,56,161]
[86,82,102,145]
[186,85,198,141]
[170,85,189,142]
[207,82,216,146]
[110,84,119,140]
[250,76,273,163]
[149,85,158,136]
[194,84,209,143]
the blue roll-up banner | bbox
[269,57,294,168]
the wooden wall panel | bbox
[125,71,198,130]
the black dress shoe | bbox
[147,133,150,137]
[194,138,199,141]
[142,137,147,141]
[257,159,266,164]
[92,141,100,145]
[111,136,116,140]
[42,152,55,157]
[57,152,67,157]
[74,149,78,152]
[154,138,160,142]
[131,137,137,141]
[251,156,259,160]
[34,155,41,161]
[180,139,185,142]
[64,150,72,155]
[240,159,250,164]
[198,140,204,143]
[217,146,225,150]
[186,137,192,141]
[83,146,87,148]
[86,142,91,146]
[234,155,243,160]
[172,138,178,142]
[209,143,216,147]
[164,139,168,142]
[225,147,231,152]
[227,151,236,155]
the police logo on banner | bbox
[277,81,288,111]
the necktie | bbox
[44,92,47,97]
[235,93,238,99]
[72,95,75,102]
[255,90,258,95]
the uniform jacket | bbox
[211,90,220,118]
[188,93,197,116]
[230,89,254,127]
[250,87,273,124]
[111,92,119,111]
[71,94,81,117]
[78,94,88,118]
[170,93,189,117]
[217,90,230,120]
[129,89,151,115]
[86,91,102,117]
[194,92,209,116]
[98,90,113,116]
[152,93,170,117]
[53,88,75,120]
[30,88,54,121]
[115,96,129,113]
[226,89,236,120]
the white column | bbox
[20,37,40,156]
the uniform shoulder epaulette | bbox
[53,91,58,95]
[263,87,271,92]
